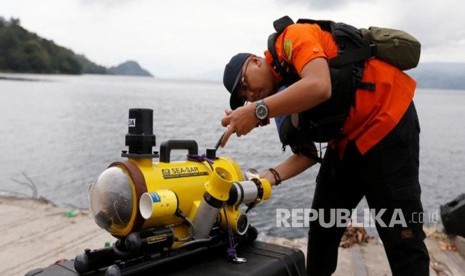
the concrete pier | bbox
[1,196,464,275]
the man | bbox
[220,17,429,275]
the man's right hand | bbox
[220,104,259,147]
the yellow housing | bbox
[89,156,252,239]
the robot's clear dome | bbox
[89,166,134,231]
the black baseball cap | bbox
[223,53,252,110]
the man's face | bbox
[235,57,275,104]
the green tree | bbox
[0,18,83,74]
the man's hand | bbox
[220,104,259,147]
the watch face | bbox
[255,102,268,120]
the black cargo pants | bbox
[307,103,430,276]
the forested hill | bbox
[0,18,82,74]
[0,18,152,76]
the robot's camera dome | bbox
[89,167,134,233]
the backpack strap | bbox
[326,21,377,91]
[274,15,294,34]
[329,46,375,67]
[296,18,333,32]
[267,33,285,78]
[268,16,293,81]
[267,16,300,85]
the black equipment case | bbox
[25,241,306,276]
[441,193,465,237]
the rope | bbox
[222,202,240,261]
[186,154,214,170]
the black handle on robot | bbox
[159,140,199,163]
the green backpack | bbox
[360,26,421,70]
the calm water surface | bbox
[1,73,464,238]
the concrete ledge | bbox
[454,235,465,259]
[2,196,465,276]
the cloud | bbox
[386,0,465,62]
[274,0,374,10]
[2,0,464,78]
[77,0,142,7]
[273,0,465,62]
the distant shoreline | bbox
[0,75,44,82]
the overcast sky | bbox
[2,0,464,79]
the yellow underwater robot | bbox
[75,108,273,275]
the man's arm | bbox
[265,57,331,118]
[260,153,316,186]
[221,57,331,147]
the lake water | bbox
[1,73,464,238]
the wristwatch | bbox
[255,100,269,121]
